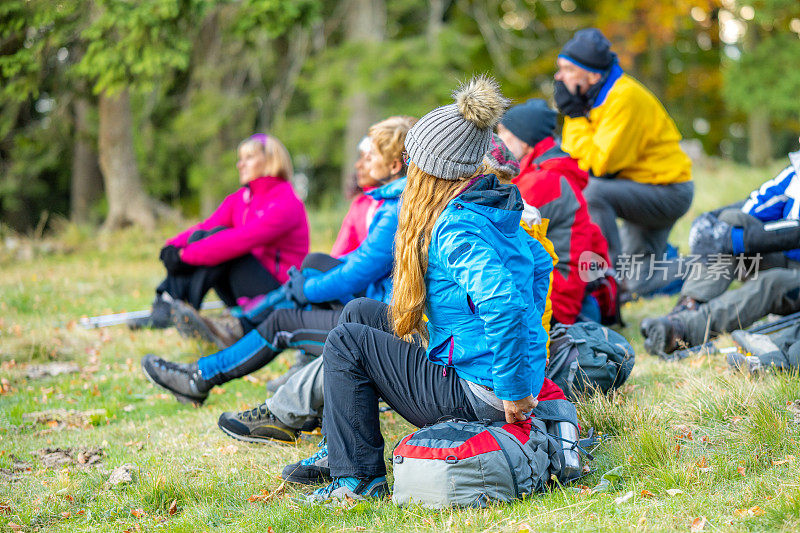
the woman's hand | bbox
[502,395,538,424]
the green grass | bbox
[2,158,800,531]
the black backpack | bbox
[546,322,635,400]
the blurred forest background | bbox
[2,0,800,233]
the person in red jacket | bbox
[129,133,310,330]
[498,99,616,324]
[330,136,385,258]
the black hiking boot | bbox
[641,316,688,359]
[217,403,299,443]
[128,294,173,330]
[282,441,332,485]
[670,295,700,315]
[300,417,322,435]
[171,300,243,348]
[265,352,316,393]
[141,354,212,405]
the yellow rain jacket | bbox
[561,65,692,186]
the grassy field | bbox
[2,158,800,532]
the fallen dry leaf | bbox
[0,502,13,514]
[640,490,655,498]
[168,499,177,516]
[218,444,238,455]
[735,506,765,517]
[7,522,23,531]
[690,516,707,532]
[772,455,795,466]
[131,508,146,518]
[737,466,746,476]
[60,511,71,519]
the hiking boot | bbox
[141,354,212,405]
[641,316,688,358]
[671,295,700,314]
[726,350,762,374]
[299,417,322,435]
[217,402,298,443]
[266,352,316,393]
[282,441,331,484]
[730,330,789,372]
[305,476,389,502]
[171,300,243,348]
[128,294,173,330]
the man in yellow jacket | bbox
[554,28,693,298]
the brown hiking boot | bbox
[171,300,243,348]
[641,316,688,359]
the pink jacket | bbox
[330,189,383,258]
[166,176,309,283]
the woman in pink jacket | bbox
[129,134,310,330]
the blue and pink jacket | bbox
[166,175,309,283]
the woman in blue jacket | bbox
[288,77,554,502]
[140,116,416,414]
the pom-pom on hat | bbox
[405,76,510,181]
[558,28,617,73]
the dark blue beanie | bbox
[559,28,617,73]
[500,99,556,148]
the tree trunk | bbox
[97,90,157,231]
[70,97,103,224]
[340,0,386,196]
[747,112,772,167]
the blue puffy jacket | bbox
[425,175,553,401]
[303,177,405,304]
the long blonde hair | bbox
[390,163,477,338]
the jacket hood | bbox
[790,150,800,175]
[455,174,523,234]
[367,176,406,200]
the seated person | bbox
[496,99,617,325]
[554,28,693,298]
[286,77,562,502]
[330,136,385,257]
[139,116,416,408]
[641,143,800,357]
[128,134,309,330]
[171,135,386,350]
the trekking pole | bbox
[79,300,225,329]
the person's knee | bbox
[255,308,295,340]
[301,252,341,272]
[718,207,756,227]
[338,297,383,326]
[323,322,366,367]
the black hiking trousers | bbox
[322,298,478,480]
[156,228,280,309]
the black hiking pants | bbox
[157,228,279,309]
[322,298,478,479]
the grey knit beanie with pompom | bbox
[405,76,510,181]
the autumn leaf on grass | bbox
[218,444,238,455]
[640,490,655,498]
[168,500,177,515]
[0,502,13,514]
[248,482,287,504]
[690,516,707,532]
[7,522,23,532]
[695,457,712,472]
[737,466,746,476]
[772,455,795,466]
[131,508,146,518]
[735,506,765,517]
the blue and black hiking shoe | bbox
[306,476,389,502]
[141,354,212,405]
[282,441,331,484]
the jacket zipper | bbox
[442,336,454,377]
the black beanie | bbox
[559,28,617,73]
[500,99,556,148]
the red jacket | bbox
[330,189,383,258]
[513,137,603,324]
[166,176,309,283]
